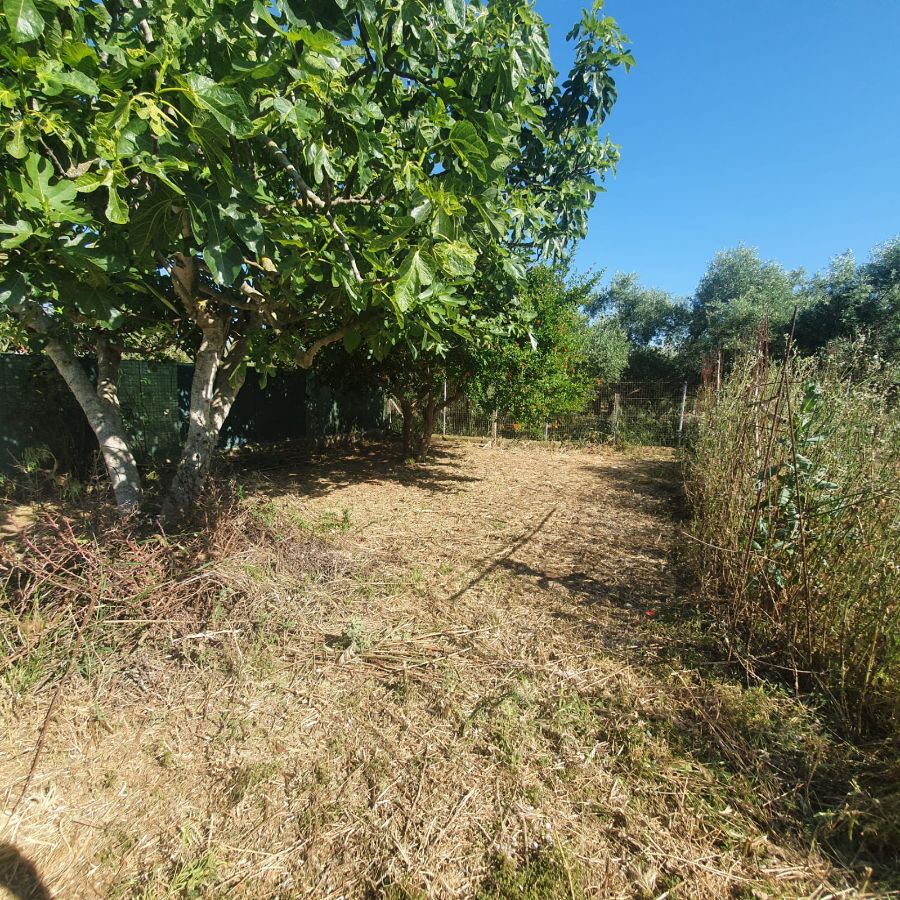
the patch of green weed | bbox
[477,847,582,900]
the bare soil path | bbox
[0,441,866,898]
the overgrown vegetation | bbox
[0,479,347,710]
[683,341,900,865]
[686,348,899,736]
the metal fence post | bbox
[442,379,447,436]
[677,381,688,447]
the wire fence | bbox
[386,381,698,448]
[0,354,383,476]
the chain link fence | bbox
[386,381,697,448]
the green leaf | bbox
[182,74,252,137]
[431,209,456,240]
[39,69,98,97]
[0,219,36,248]
[12,154,87,223]
[3,0,44,43]
[443,0,465,28]
[117,116,150,156]
[203,236,243,285]
[75,168,112,194]
[342,329,362,353]
[129,185,178,259]
[65,282,125,330]
[305,142,335,183]
[448,121,487,179]
[0,272,27,307]
[434,240,477,278]
[393,248,435,312]
[5,120,27,158]
[272,96,319,133]
[105,182,129,224]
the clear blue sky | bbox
[534,0,900,297]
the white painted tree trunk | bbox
[161,330,245,521]
[44,339,143,515]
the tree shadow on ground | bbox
[0,843,52,900]
[578,456,685,513]
[496,556,673,653]
[483,455,899,890]
[227,438,481,500]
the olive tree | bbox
[587,272,690,379]
[795,239,900,361]
[0,0,631,518]
[690,246,802,359]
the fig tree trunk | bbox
[399,398,415,458]
[44,337,143,516]
[161,327,246,522]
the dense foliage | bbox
[469,266,621,429]
[685,345,900,865]
[587,271,689,380]
[602,239,900,380]
[795,239,900,361]
[687,349,900,737]
[689,246,801,357]
[0,0,632,515]
[327,265,628,457]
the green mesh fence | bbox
[119,361,182,462]
[0,355,94,476]
[0,354,383,476]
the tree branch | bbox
[263,138,325,208]
[131,0,154,44]
[295,326,350,369]
[263,139,364,283]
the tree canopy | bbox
[469,266,608,430]
[690,246,801,356]
[796,239,900,361]
[0,0,632,515]
[586,272,688,380]
[590,237,900,381]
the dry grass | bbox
[0,439,892,898]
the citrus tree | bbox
[0,0,631,518]
[469,266,600,431]
[374,299,520,461]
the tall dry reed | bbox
[686,347,899,736]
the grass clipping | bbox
[0,441,896,897]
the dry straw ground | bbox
[0,441,885,898]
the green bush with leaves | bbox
[469,266,615,431]
[796,238,900,362]
[0,0,632,518]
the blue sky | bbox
[534,0,900,297]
